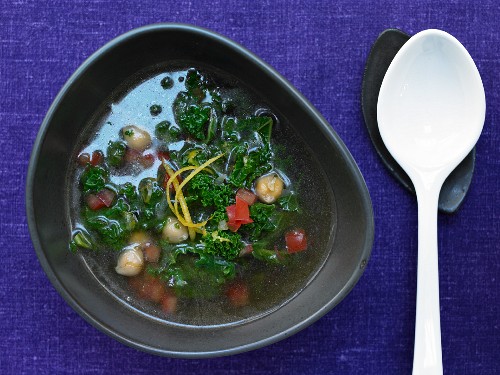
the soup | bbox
[69,65,335,325]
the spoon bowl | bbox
[378,29,485,183]
[361,29,476,213]
[378,29,485,374]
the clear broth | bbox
[70,63,336,326]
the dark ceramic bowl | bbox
[26,24,374,357]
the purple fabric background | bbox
[1,0,499,374]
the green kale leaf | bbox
[149,242,236,298]
[80,165,108,193]
[188,173,234,208]
[252,243,290,265]
[203,230,243,260]
[243,203,279,241]
[83,198,137,249]
[277,192,300,212]
[238,116,273,142]
[134,178,167,232]
[228,144,273,188]
[69,229,93,252]
[106,141,127,167]
[173,92,211,140]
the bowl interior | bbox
[27,24,373,357]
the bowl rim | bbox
[25,22,374,357]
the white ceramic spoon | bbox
[377,29,485,374]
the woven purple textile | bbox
[1,0,499,374]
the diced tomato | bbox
[161,293,178,314]
[143,244,160,263]
[239,244,253,257]
[90,150,104,166]
[236,188,257,206]
[128,274,144,293]
[226,198,253,232]
[226,204,236,222]
[77,152,90,166]
[86,194,106,210]
[235,196,253,224]
[285,228,308,253]
[157,150,170,161]
[140,153,155,168]
[96,189,115,207]
[144,279,166,303]
[227,221,241,232]
[226,204,241,232]
[124,147,141,163]
[226,282,249,307]
[130,274,166,303]
[86,189,115,210]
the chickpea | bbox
[122,125,151,151]
[115,246,144,276]
[162,217,189,243]
[128,231,151,245]
[255,173,284,203]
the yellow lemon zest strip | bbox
[164,165,209,229]
[173,153,225,230]
[161,162,196,239]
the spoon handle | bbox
[413,185,443,375]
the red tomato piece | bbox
[143,279,166,303]
[227,198,253,232]
[96,189,115,207]
[236,188,257,206]
[132,274,165,303]
[235,196,253,224]
[226,204,236,222]
[285,228,308,253]
[227,221,241,232]
[161,293,178,314]
[140,153,155,168]
[226,282,249,307]
[157,150,170,161]
[239,244,253,257]
[226,204,242,232]
[143,244,160,263]
[86,194,106,210]
[77,152,90,166]
[124,148,141,163]
[128,274,144,293]
[90,150,104,166]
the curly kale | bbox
[134,178,167,231]
[83,198,137,249]
[106,141,127,167]
[173,69,221,141]
[238,116,273,142]
[149,243,236,298]
[203,230,243,260]
[244,203,279,241]
[80,165,108,193]
[188,173,233,208]
[173,92,211,140]
[187,173,234,226]
[228,143,273,188]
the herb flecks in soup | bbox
[70,67,332,325]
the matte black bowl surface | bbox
[26,24,374,357]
